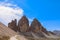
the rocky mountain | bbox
[8,19,17,32]
[0,15,59,40]
[27,18,49,37]
[30,18,48,34]
[53,30,60,36]
[8,15,59,38]
[18,15,29,32]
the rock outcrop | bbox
[18,16,29,32]
[27,18,47,37]
[30,18,48,34]
[8,19,17,32]
[30,18,41,33]
[8,15,49,37]
[41,26,48,35]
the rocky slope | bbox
[0,22,28,40]
[0,22,17,37]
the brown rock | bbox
[8,19,17,32]
[41,26,48,34]
[8,15,49,37]
[30,18,48,34]
[18,16,29,32]
[30,18,41,33]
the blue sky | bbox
[0,0,60,31]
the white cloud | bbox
[0,0,23,25]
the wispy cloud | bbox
[0,0,24,25]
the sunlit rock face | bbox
[8,19,17,32]
[18,16,29,32]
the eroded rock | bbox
[8,19,17,32]
[18,16,29,32]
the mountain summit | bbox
[18,15,29,32]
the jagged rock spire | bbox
[8,19,17,32]
[18,15,29,32]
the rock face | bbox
[41,26,48,34]
[8,19,17,32]
[8,15,49,37]
[30,18,41,33]
[29,18,48,35]
[30,18,47,32]
[27,18,48,37]
[18,16,29,32]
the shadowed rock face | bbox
[49,31,56,35]
[18,16,29,32]
[30,18,48,34]
[41,26,48,35]
[30,18,41,33]
[8,19,17,32]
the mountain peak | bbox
[18,15,29,32]
[7,15,57,38]
[21,15,28,20]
